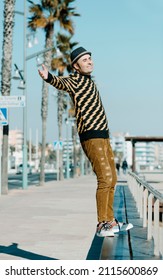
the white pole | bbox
[66,95,70,179]
[22,0,28,189]
[0,127,2,195]
[35,129,39,172]
[29,128,32,165]
[57,144,59,181]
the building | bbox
[154,142,163,168]
[9,129,23,151]
[111,133,162,171]
[111,132,132,166]
[135,142,155,171]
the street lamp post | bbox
[14,1,28,189]
[80,150,85,176]
[65,118,70,179]
[14,2,62,188]
[22,0,28,189]
[64,93,69,179]
[15,1,55,189]
[14,49,59,188]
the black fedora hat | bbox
[71,47,91,65]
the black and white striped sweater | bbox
[46,71,109,142]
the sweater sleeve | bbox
[44,72,76,94]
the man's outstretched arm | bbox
[38,64,75,94]
[38,64,48,80]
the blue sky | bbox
[0,0,163,144]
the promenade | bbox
[0,175,97,260]
[0,173,162,260]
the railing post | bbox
[137,182,140,214]
[133,179,136,199]
[127,173,132,193]
[127,171,163,258]
[143,188,148,227]
[154,198,160,256]
[136,181,139,208]
[147,193,153,240]
[139,184,143,218]
[132,177,136,198]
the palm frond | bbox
[60,19,74,34]
[28,16,48,30]
[29,4,43,15]
[42,0,58,9]
[27,0,35,4]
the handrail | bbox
[129,171,163,202]
[127,171,163,259]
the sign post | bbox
[0,127,2,195]
[0,108,8,195]
[0,108,8,126]
[0,96,25,194]
[0,96,25,108]
[53,141,63,181]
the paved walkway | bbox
[0,174,161,260]
[0,175,97,260]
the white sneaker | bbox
[112,219,133,233]
[96,222,114,237]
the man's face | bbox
[73,54,94,75]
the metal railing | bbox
[127,171,163,258]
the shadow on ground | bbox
[0,243,57,260]
[86,235,104,260]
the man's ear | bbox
[73,62,79,71]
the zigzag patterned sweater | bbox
[46,71,109,142]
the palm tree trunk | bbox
[40,25,53,186]
[1,0,15,194]
[72,122,77,177]
[40,77,50,185]
[40,111,47,185]
[57,89,64,180]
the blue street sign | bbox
[0,108,8,125]
[53,141,63,150]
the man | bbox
[122,159,128,174]
[38,47,127,237]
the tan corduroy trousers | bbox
[81,138,117,223]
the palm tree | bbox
[1,0,16,194]
[28,0,79,185]
[51,33,78,179]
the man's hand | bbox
[38,64,48,80]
